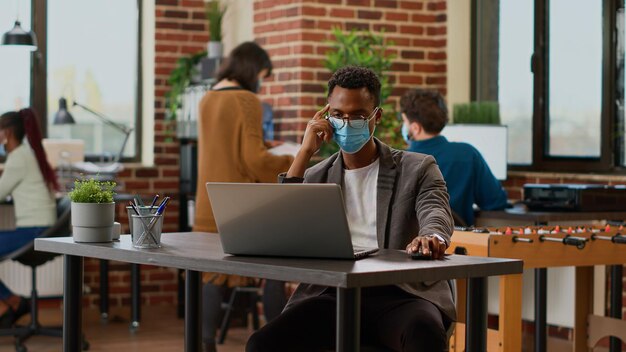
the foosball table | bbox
[447,225,626,352]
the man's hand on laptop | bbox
[406,235,447,260]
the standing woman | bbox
[0,109,58,327]
[193,42,293,351]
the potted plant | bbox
[452,101,501,125]
[443,101,508,180]
[68,178,116,242]
[205,0,227,59]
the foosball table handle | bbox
[562,236,587,249]
[612,235,626,244]
[512,236,533,243]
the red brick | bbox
[358,10,383,20]
[330,9,355,18]
[302,6,326,16]
[425,76,446,85]
[426,26,446,36]
[347,0,371,5]
[428,51,447,60]
[374,0,398,8]
[413,63,446,73]
[386,12,409,21]
[346,22,370,31]
[399,76,424,85]
[401,50,425,60]
[427,1,446,11]
[412,38,446,48]
[135,168,159,178]
[400,25,424,35]
[374,24,396,32]
[164,10,188,19]
[400,1,423,10]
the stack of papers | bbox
[268,142,301,157]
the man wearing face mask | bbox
[400,89,507,226]
[246,67,455,352]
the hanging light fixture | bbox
[1,21,37,50]
[1,0,37,51]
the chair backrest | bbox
[0,197,71,265]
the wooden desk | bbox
[35,232,522,352]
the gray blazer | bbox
[280,138,456,321]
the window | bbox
[498,0,534,165]
[0,1,31,114]
[0,0,142,161]
[476,0,622,172]
[46,0,140,160]
[548,0,603,158]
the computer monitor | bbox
[440,124,508,180]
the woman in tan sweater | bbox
[192,42,293,352]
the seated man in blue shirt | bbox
[400,89,508,225]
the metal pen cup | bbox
[126,206,158,233]
[131,214,163,249]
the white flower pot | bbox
[71,202,115,242]
[207,41,223,59]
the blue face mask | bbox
[402,123,412,143]
[328,117,375,154]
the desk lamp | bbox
[53,97,133,162]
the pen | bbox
[150,194,159,208]
[129,201,140,215]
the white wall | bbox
[446,0,471,110]
[221,0,254,55]
[141,0,155,166]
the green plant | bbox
[320,27,402,157]
[452,101,501,125]
[165,51,207,121]
[205,0,227,42]
[68,178,116,203]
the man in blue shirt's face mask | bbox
[400,89,508,226]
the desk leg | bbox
[466,277,487,352]
[185,270,201,352]
[131,263,141,330]
[610,265,623,352]
[535,268,547,352]
[336,287,360,352]
[500,274,522,352]
[64,255,83,352]
[99,260,109,320]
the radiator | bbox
[0,257,64,296]
[0,204,63,296]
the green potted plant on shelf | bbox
[69,178,116,243]
[452,101,501,125]
[205,0,227,59]
[320,27,401,157]
[165,50,207,121]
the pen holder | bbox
[126,206,158,233]
[131,214,163,249]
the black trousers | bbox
[246,286,449,352]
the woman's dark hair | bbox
[216,42,273,92]
[0,109,59,192]
[400,89,449,134]
[328,66,381,107]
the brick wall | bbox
[81,0,208,309]
[253,0,447,142]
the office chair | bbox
[217,286,261,344]
[0,197,88,352]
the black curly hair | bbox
[328,66,381,107]
[400,89,448,134]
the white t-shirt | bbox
[0,144,56,227]
[343,158,379,248]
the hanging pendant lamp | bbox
[1,20,38,51]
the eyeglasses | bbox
[325,107,380,130]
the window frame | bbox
[474,0,623,173]
[30,0,143,163]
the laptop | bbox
[205,182,379,259]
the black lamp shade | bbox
[1,21,37,50]
[54,98,75,125]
